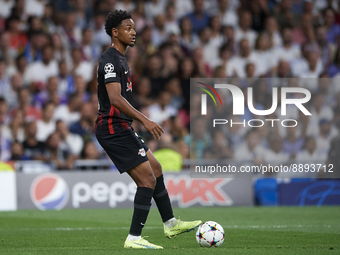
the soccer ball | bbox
[196,221,225,247]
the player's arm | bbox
[106,82,164,139]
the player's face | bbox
[117,19,136,47]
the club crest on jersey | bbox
[126,77,132,91]
[138,148,146,157]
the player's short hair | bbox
[105,10,132,37]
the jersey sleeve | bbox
[101,55,121,85]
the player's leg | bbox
[124,161,163,249]
[146,150,175,224]
[146,150,202,238]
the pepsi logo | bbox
[30,174,69,210]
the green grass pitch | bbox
[0,207,339,254]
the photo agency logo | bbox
[197,82,312,128]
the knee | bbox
[141,173,156,189]
[153,161,163,176]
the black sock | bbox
[129,187,154,236]
[153,174,174,223]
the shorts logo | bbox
[104,63,114,73]
[138,148,146,157]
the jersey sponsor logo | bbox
[124,70,129,74]
[138,148,146,157]
[104,63,114,73]
[105,73,116,79]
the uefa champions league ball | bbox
[196,221,225,247]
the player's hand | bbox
[142,118,165,139]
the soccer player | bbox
[95,10,202,249]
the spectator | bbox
[58,12,82,49]
[6,15,28,55]
[215,0,238,27]
[296,136,325,162]
[81,28,101,62]
[16,54,30,85]
[152,14,168,47]
[234,129,266,164]
[81,140,101,160]
[27,16,43,37]
[307,93,334,136]
[133,77,154,109]
[323,7,340,44]
[178,57,195,102]
[164,3,180,35]
[274,0,298,29]
[222,25,236,53]
[25,44,58,88]
[10,141,28,161]
[299,52,324,91]
[226,39,266,78]
[0,97,9,125]
[69,102,96,141]
[34,76,66,108]
[44,132,71,170]
[272,27,301,65]
[291,43,323,77]
[264,135,290,164]
[56,120,84,157]
[264,15,282,49]
[327,46,340,77]
[283,120,305,158]
[254,33,274,74]
[53,93,81,126]
[316,25,336,69]
[315,118,338,161]
[22,120,46,160]
[249,0,270,32]
[145,0,166,20]
[25,0,46,17]
[186,0,210,34]
[148,91,177,124]
[73,75,90,102]
[164,78,184,110]
[115,0,136,13]
[92,12,111,47]
[203,129,233,159]
[0,58,13,106]
[58,60,74,97]
[235,10,258,48]
[185,117,211,159]
[144,54,167,97]
[0,0,14,19]
[292,13,315,45]
[51,32,70,63]
[11,87,41,120]
[0,31,16,65]
[2,110,25,143]
[71,47,93,83]
[36,101,56,142]
[178,17,199,54]
[192,46,212,77]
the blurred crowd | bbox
[1,0,340,171]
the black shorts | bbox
[96,127,149,173]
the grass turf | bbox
[0,207,339,254]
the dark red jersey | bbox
[95,47,133,135]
